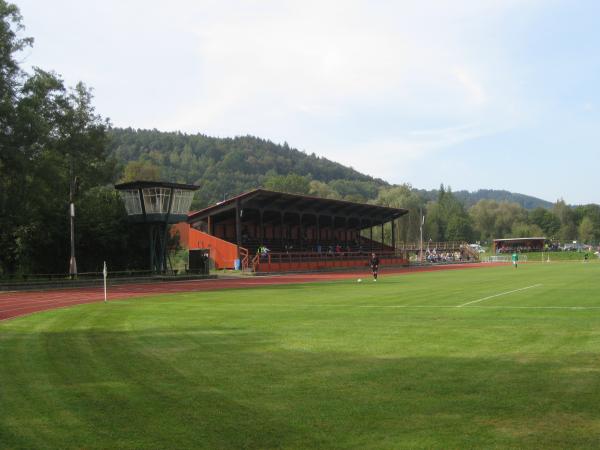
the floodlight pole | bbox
[103,261,108,302]
[419,208,424,264]
[68,167,78,279]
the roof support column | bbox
[161,187,175,273]
[343,217,348,248]
[317,215,320,248]
[280,211,284,250]
[259,208,264,245]
[369,221,373,252]
[332,217,336,244]
[299,213,304,251]
[391,219,396,254]
[235,199,242,260]
[332,215,336,244]
[381,222,385,252]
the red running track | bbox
[0,263,503,321]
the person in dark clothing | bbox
[370,252,380,281]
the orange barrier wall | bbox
[171,223,239,270]
[171,222,190,248]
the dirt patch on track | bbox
[0,263,504,321]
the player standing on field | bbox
[370,252,380,281]
[512,251,519,268]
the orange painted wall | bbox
[172,222,239,269]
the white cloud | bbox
[161,0,535,176]
[18,0,543,169]
[321,122,498,182]
[158,0,541,143]
[452,67,487,106]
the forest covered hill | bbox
[108,128,553,210]
[108,128,387,207]
[416,189,553,210]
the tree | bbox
[446,215,474,242]
[422,186,473,242]
[76,186,148,271]
[559,223,578,243]
[529,207,560,238]
[425,201,445,241]
[309,180,341,200]
[372,184,425,245]
[578,217,595,244]
[0,1,34,274]
[552,199,578,243]
[469,200,499,241]
[553,199,574,226]
[511,222,544,238]
[469,200,527,241]
[264,173,311,195]
[10,77,112,274]
[327,179,379,202]
[0,1,114,275]
[121,160,161,182]
[374,184,425,243]
[574,205,600,243]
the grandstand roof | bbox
[493,237,547,242]
[188,189,408,226]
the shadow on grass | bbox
[2,325,600,449]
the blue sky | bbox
[14,0,599,204]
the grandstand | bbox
[183,189,409,272]
[493,237,547,254]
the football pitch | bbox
[2,262,600,449]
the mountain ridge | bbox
[108,127,566,210]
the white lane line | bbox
[359,305,600,310]
[461,305,599,310]
[201,303,600,310]
[456,284,543,308]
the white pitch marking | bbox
[460,305,599,310]
[359,305,600,310]
[188,302,600,310]
[208,303,600,311]
[456,284,543,308]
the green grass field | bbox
[2,262,600,449]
